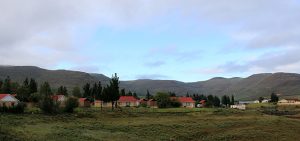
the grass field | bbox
[1,106,300,141]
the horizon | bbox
[1,0,300,82]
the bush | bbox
[0,102,26,114]
[39,96,60,114]
[139,103,148,108]
[64,97,79,113]
[170,100,182,108]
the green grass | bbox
[1,107,300,141]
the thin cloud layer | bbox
[0,0,299,81]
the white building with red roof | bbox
[178,97,195,108]
[0,94,19,107]
[118,96,139,107]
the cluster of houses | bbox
[78,96,196,108]
[3,92,300,111]
[0,94,197,108]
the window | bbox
[126,102,130,106]
[186,102,190,106]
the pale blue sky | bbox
[1,0,300,82]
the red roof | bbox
[200,100,206,104]
[178,97,195,103]
[52,95,65,101]
[119,96,138,102]
[79,98,87,102]
[0,94,10,100]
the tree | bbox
[72,86,82,98]
[155,92,171,108]
[64,97,79,113]
[109,73,120,110]
[213,96,221,107]
[186,93,190,97]
[146,90,151,100]
[39,82,53,97]
[127,91,133,96]
[169,92,176,97]
[29,78,38,94]
[270,93,279,103]
[16,86,30,102]
[222,95,230,107]
[39,82,58,114]
[133,92,138,99]
[95,81,103,100]
[2,76,11,93]
[83,83,91,98]
[57,86,68,96]
[120,89,126,96]
[258,97,264,103]
[0,80,3,93]
[23,77,29,87]
[91,83,98,99]
[206,95,214,107]
[230,95,235,105]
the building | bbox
[79,98,91,107]
[230,104,246,110]
[52,95,66,102]
[197,100,206,107]
[178,97,195,108]
[139,99,148,106]
[0,94,19,107]
[118,96,139,107]
[147,99,157,108]
[278,99,300,105]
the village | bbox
[1,92,300,111]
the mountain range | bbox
[1,66,300,100]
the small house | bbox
[147,99,157,108]
[118,96,139,107]
[178,97,195,108]
[0,94,19,107]
[79,98,91,107]
[230,104,246,110]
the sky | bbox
[0,0,300,82]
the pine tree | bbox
[270,93,279,103]
[2,76,11,94]
[120,89,126,96]
[29,78,38,94]
[109,73,120,110]
[213,96,221,107]
[40,82,53,97]
[231,95,235,105]
[146,90,151,100]
[83,83,91,98]
[95,81,102,100]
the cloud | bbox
[144,61,166,67]
[1,0,300,78]
[217,48,300,73]
[135,74,169,80]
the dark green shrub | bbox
[64,97,79,113]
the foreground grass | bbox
[1,107,300,141]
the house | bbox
[118,96,139,107]
[147,99,157,108]
[197,100,206,107]
[0,94,19,107]
[278,99,300,105]
[139,99,148,106]
[79,98,91,107]
[178,97,195,108]
[52,95,66,103]
[230,104,246,110]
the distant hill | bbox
[1,66,300,100]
